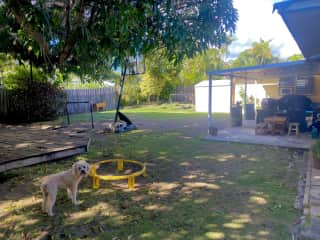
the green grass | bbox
[62,103,228,123]
[0,104,302,240]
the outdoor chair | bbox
[288,122,300,136]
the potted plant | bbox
[231,101,242,127]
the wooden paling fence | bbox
[65,87,116,114]
[0,87,117,118]
[170,86,195,104]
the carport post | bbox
[208,74,213,131]
[244,78,247,119]
[229,76,233,114]
[254,80,257,112]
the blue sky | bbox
[229,0,301,59]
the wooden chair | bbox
[288,122,300,136]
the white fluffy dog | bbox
[40,160,90,216]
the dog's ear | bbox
[87,162,91,170]
[71,162,78,176]
[84,162,90,175]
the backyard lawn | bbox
[63,103,228,123]
[0,104,304,240]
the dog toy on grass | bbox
[89,159,147,189]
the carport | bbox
[206,0,320,134]
[206,60,320,130]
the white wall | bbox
[234,84,266,106]
[195,80,231,113]
[195,80,267,113]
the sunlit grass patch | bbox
[62,103,227,123]
[0,105,303,240]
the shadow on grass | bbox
[0,130,303,240]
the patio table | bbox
[264,116,287,135]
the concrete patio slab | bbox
[204,127,315,150]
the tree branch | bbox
[87,1,97,30]
[65,0,71,39]
[14,14,49,58]
[58,0,85,65]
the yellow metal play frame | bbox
[89,159,147,189]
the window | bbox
[280,88,293,95]
[279,77,295,87]
[279,76,314,96]
[295,76,313,95]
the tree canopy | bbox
[232,39,277,68]
[179,46,228,85]
[140,49,181,101]
[0,0,238,77]
[287,53,304,62]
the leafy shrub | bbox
[312,140,320,159]
[63,81,107,89]
[160,81,175,101]
[120,75,145,106]
[4,65,48,89]
[2,66,66,123]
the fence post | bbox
[90,103,94,128]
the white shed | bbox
[195,80,231,113]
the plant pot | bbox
[231,106,242,127]
[209,126,218,136]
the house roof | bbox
[207,60,320,80]
[273,0,320,59]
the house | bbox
[206,0,320,129]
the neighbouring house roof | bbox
[207,60,320,80]
[273,0,320,59]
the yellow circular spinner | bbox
[89,159,147,189]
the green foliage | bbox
[160,81,176,101]
[63,81,109,89]
[4,65,47,89]
[140,50,181,101]
[140,73,164,102]
[0,0,238,78]
[0,53,15,85]
[121,75,145,106]
[312,140,320,159]
[232,39,278,67]
[232,49,257,67]
[179,47,228,85]
[2,67,66,123]
[61,71,119,89]
[287,54,304,62]
[123,44,230,104]
[7,82,66,123]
